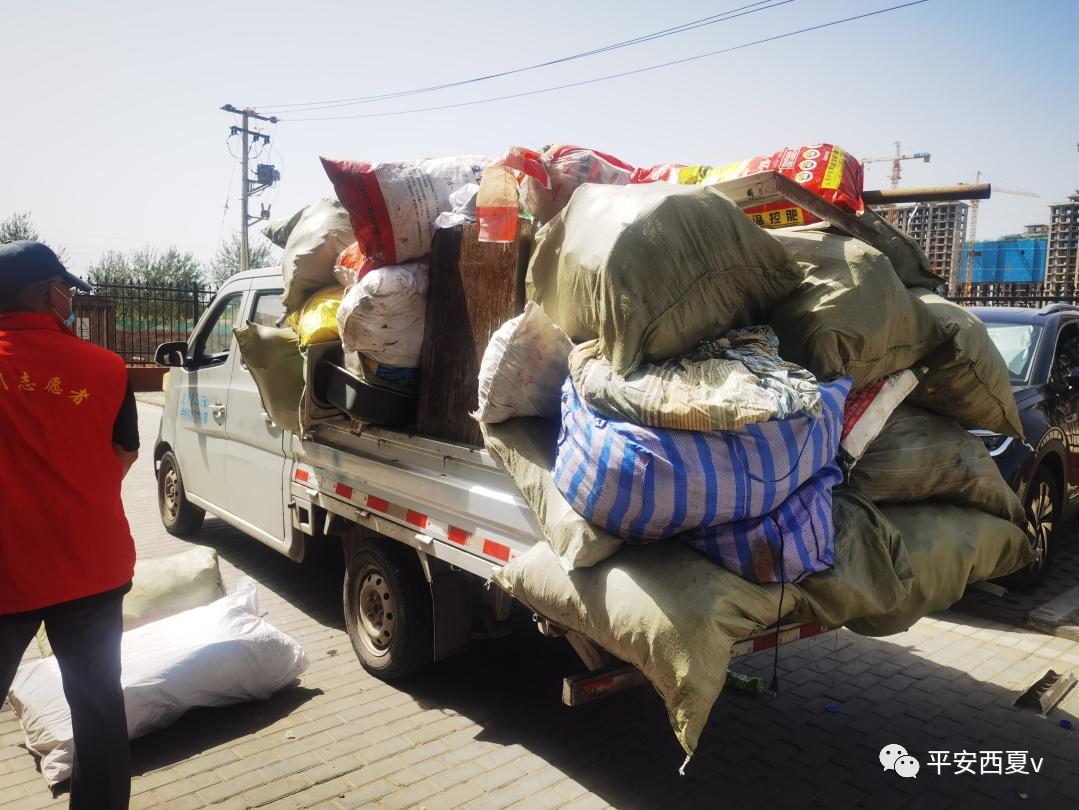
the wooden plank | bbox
[416,219,533,446]
[710,171,885,249]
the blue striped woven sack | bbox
[552,376,851,542]
[684,461,842,583]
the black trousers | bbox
[0,587,130,810]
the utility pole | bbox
[220,104,281,274]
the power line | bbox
[283,1,930,123]
[257,0,792,113]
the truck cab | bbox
[152,267,529,677]
[153,268,298,557]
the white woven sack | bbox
[475,302,573,424]
[7,578,308,788]
[336,263,429,368]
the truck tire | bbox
[1008,465,1060,590]
[344,539,433,680]
[157,450,205,536]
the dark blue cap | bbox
[0,241,91,293]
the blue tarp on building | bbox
[958,237,1047,283]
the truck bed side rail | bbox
[290,461,533,579]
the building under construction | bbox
[880,202,970,287]
[957,228,1047,284]
[1046,192,1079,287]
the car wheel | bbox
[157,450,205,536]
[1009,466,1060,589]
[343,538,432,680]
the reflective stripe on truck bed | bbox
[729,622,830,658]
[292,463,521,567]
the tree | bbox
[208,232,280,287]
[87,246,206,287]
[86,247,208,330]
[1,211,70,264]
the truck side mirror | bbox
[155,340,189,368]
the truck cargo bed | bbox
[293,420,542,579]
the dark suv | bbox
[974,304,1079,586]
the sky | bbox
[2,0,1078,277]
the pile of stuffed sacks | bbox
[248,141,1036,761]
[261,143,867,407]
[468,143,1035,761]
[240,156,490,431]
[258,139,1031,590]
[468,143,1028,585]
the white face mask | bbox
[46,283,76,327]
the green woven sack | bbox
[234,321,305,434]
[848,405,1025,525]
[905,289,1024,437]
[848,502,1033,636]
[767,230,946,390]
[528,183,802,376]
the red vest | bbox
[0,312,135,614]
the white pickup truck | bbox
[154,266,826,701]
[153,266,549,680]
[153,185,847,701]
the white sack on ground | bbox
[336,263,429,368]
[8,578,308,788]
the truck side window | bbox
[251,291,285,327]
[196,294,243,361]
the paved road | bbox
[3,402,1079,809]
[953,533,1079,634]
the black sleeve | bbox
[112,380,140,452]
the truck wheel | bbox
[344,540,432,680]
[1009,466,1060,589]
[158,450,205,536]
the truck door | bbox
[224,283,289,543]
[173,285,248,511]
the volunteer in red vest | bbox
[0,241,138,809]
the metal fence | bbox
[72,280,217,365]
[64,276,1076,366]
[942,282,1079,309]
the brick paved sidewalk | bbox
[953,529,1079,633]
[2,402,1078,809]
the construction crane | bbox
[962,170,1040,294]
[863,142,932,221]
